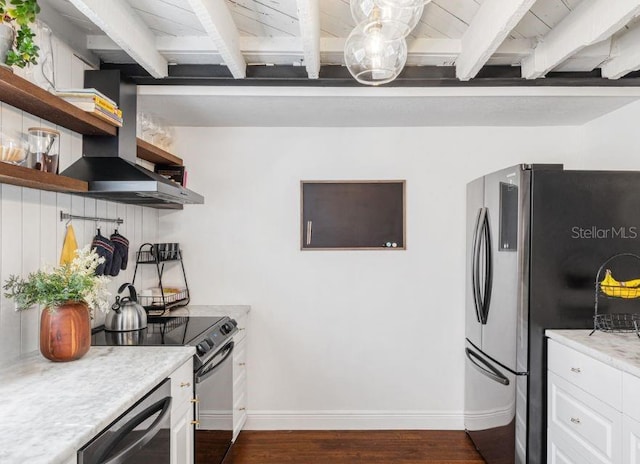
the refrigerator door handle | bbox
[465,347,509,386]
[480,210,493,324]
[471,208,485,323]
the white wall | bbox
[160,125,587,429]
[580,99,640,168]
[0,37,159,365]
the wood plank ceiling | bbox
[40,0,640,82]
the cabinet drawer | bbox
[233,338,247,383]
[624,373,640,423]
[624,415,640,464]
[548,436,593,464]
[548,339,622,410]
[234,314,247,343]
[234,390,247,426]
[548,372,621,464]
[233,409,247,442]
[170,358,194,408]
[234,369,247,405]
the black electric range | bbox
[92,315,238,370]
[93,314,239,464]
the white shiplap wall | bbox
[0,37,160,365]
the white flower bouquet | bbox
[3,245,111,315]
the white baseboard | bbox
[244,410,464,430]
[198,412,232,430]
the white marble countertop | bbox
[167,304,251,319]
[0,345,195,464]
[547,329,640,377]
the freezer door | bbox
[465,341,521,464]
[480,166,523,372]
[466,176,485,348]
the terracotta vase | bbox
[40,301,91,362]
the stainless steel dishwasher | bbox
[78,379,172,464]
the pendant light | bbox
[351,0,424,39]
[344,20,408,86]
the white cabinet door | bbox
[170,358,195,464]
[549,437,590,464]
[232,335,247,441]
[624,416,640,464]
[548,372,622,464]
[234,313,248,344]
[548,339,622,411]
[171,358,194,408]
[171,405,194,464]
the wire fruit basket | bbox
[593,253,640,338]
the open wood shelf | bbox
[0,162,88,193]
[136,138,183,166]
[0,67,117,136]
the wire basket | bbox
[599,269,640,299]
[594,313,640,333]
[136,243,182,263]
[139,289,189,309]
[593,253,640,338]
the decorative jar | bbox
[40,301,91,362]
[0,131,27,165]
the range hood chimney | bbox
[61,70,204,208]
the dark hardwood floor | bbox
[222,430,485,464]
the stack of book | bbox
[55,88,123,127]
[155,164,187,187]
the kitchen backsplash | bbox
[0,34,159,365]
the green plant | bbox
[3,246,110,314]
[0,0,40,67]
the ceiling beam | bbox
[67,0,167,78]
[521,0,640,79]
[553,39,611,72]
[456,0,536,81]
[296,0,321,78]
[88,35,532,68]
[601,22,640,79]
[103,63,640,87]
[37,0,100,68]
[187,0,246,79]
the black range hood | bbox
[60,70,204,208]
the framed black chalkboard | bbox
[301,180,405,250]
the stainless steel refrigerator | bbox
[465,164,640,464]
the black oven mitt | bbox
[91,232,115,276]
[109,232,130,276]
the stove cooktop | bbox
[92,316,226,347]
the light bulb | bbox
[350,0,424,39]
[344,21,408,86]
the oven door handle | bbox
[98,396,172,464]
[196,341,234,384]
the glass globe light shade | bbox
[377,0,431,10]
[350,0,424,39]
[344,22,408,86]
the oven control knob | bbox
[220,324,231,335]
[196,340,211,354]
